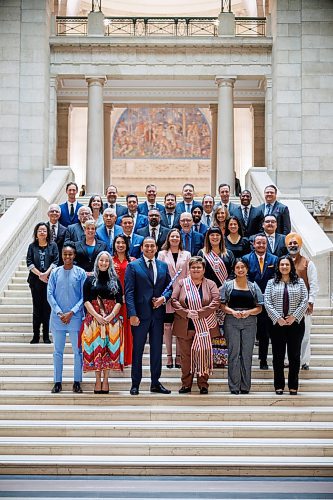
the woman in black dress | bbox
[225,216,250,258]
[26,222,59,344]
[74,220,107,275]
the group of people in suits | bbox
[25,180,318,397]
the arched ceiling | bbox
[63,0,265,18]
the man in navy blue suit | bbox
[160,193,180,229]
[136,209,170,252]
[125,237,172,395]
[59,182,83,227]
[191,205,208,236]
[117,194,148,232]
[243,234,278,370]
[119,214,144,258]
[96,208,123,254]
[260,214,287,257]
[233,190,263,237]
[137,184,165,216]
[258,184,291,235]
[176,183,200,214]
[179,212,204,256]
[103,184,127,217]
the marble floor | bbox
[0,476,333,499]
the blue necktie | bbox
[147,259,154,282]
[185,233,190,251]
[186,204,191,213]
[266,204,272,215]
[206,215,211,226]
[167,213,172,228]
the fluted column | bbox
[251,103,265,167]
[56,102,71,165]
[49,76,58,169]
[215,77,236,194]
[264,77,272,170]
[209,104,218,196]
[86,76,106,194]
[104,104,113,189]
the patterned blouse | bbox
[264,278,308,325]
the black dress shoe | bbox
[175,363,181,369]
[30,337,40,344]
[260,362,269,370]
[178,386,191,394]
[200,387,208,395]
[73,382,82,393]
[43,338,51,344]
[166,363,173,369]
[130,386,139,395]
[301,363,309,370]
[240,390,249,394]
[51,382,62,394]
[150,383,171,394]
[230,390,239,395]
[289,390,298,396]
[275,389,284,395]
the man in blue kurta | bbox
[47,244,86,394]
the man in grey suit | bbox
[64,206,92,245]
[214,183,238,215]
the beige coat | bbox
[157,249,191,313]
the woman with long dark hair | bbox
[112,234,135,367]
[81,251,124,394]
[225,216,250,258]
[26,222,59,344]
[88,194,104,228]
[265,255,308,395]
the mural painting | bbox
[112,107,211,160]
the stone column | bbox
[48,76,58,169]
[104,104,113,190]
[264,77,272,171]
[215,77,236,194]
[86,76,106,194]
[251,103,265,167]
[56,103,71,165]
[209,104,218,196]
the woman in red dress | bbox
[112,235,135,366]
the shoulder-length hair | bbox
[161,228,183,251]
[33,222,51,244]
[93,251,119,294]
[225,215,244,238]
[203,226,227,256]
[113,234,131,262]
[88,194,103,215]
[274,255,299,285]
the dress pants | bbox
[131,316,164,388]
[270,319,305,391]
[224,315,257,392]
[53,330,82,383]
[177,333,209,390]
[257,307,270,364]
[301,314,312,366]
[29,280,51,339]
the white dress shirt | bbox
[143,255,157,284]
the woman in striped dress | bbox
[81,251,124,394]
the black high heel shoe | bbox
[94,383,102,394]
[166,355,173,369]
[175,355,181,369]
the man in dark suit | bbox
[214,183,238,215]
[120,214,144,259]
[116,194,148,233]
[59,182,83,227]
[201,194,215,227]
[243,234,278,370]
[176,183,200,214]
[103,184,127,217]
[137,184,165,215]
[46,204,66,265]
[233,190,263,237]
[125,237,172,395]
[179,212,204,256]
[64,206,92,246]
[191,205,208,236]
[258,184,291,235]
[96,208,123,254]
[260,214,287,257]
[137,209,169,252]
[160,193,180,229]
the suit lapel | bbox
[139,257,154,283]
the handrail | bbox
[55,16,266,37]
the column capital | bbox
[215,76,236,87]
[85,76,107,86]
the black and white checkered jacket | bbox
[264,278,308,325]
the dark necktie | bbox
[167,213,172,228]
[151,227,156,240]
[108,229,113,244]
[185,233,190,252]
[147,259,154,282]
[150,204,154,210]
[70,203,74,217]
[109,204,114,209]
[266,203,272,215]
[283,283,289,318]
[206,215,211,226]
[51,224,56,242]
[243,206,249,226]
[195,224,199,232]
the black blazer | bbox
[46,222,66,263]
[258,201,291,235]
[160,211,181,229]
[265,232,287,257]
[136,225,170,252]
[232,205,263,237]
[64,223,85,246]
[74,239,108,273]
[103,202,127,218]
[26,242,59,285]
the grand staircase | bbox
[0,259,333,475]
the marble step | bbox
[0,297,32,305]
[1,390,333,407]
[1,454,332,476]
[1,404,332,422]
[0,436,332,457]
[1,376,333,392]
[2,289,30,298]
[0,421,332,440]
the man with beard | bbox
[191,205,208,236]
[160,193,180,229]
[137,209,169,253]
